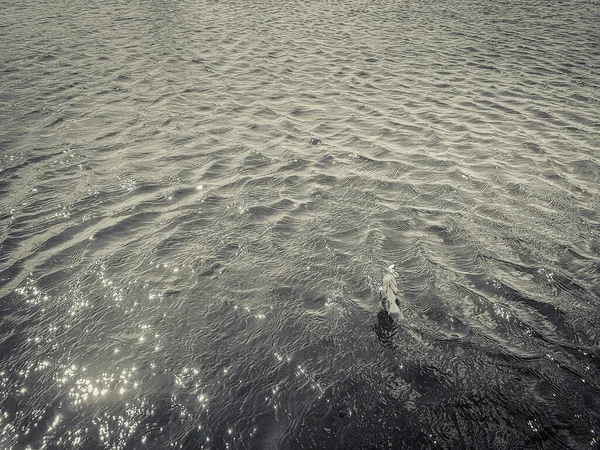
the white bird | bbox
[381,264,403,320]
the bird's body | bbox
[381,266,403,320]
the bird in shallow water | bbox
[381,264,404,320]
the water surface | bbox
[1,0,600,448]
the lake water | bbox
[1,0,599,448]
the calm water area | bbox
[1,0,600,448]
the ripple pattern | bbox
[1,0,600,449]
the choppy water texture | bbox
[1,0,600,448]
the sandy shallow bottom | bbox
[1,0,600,448]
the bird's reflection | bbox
[373,310,397,349]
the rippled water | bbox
[1,0,600,448]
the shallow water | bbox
[1,0,600,448]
